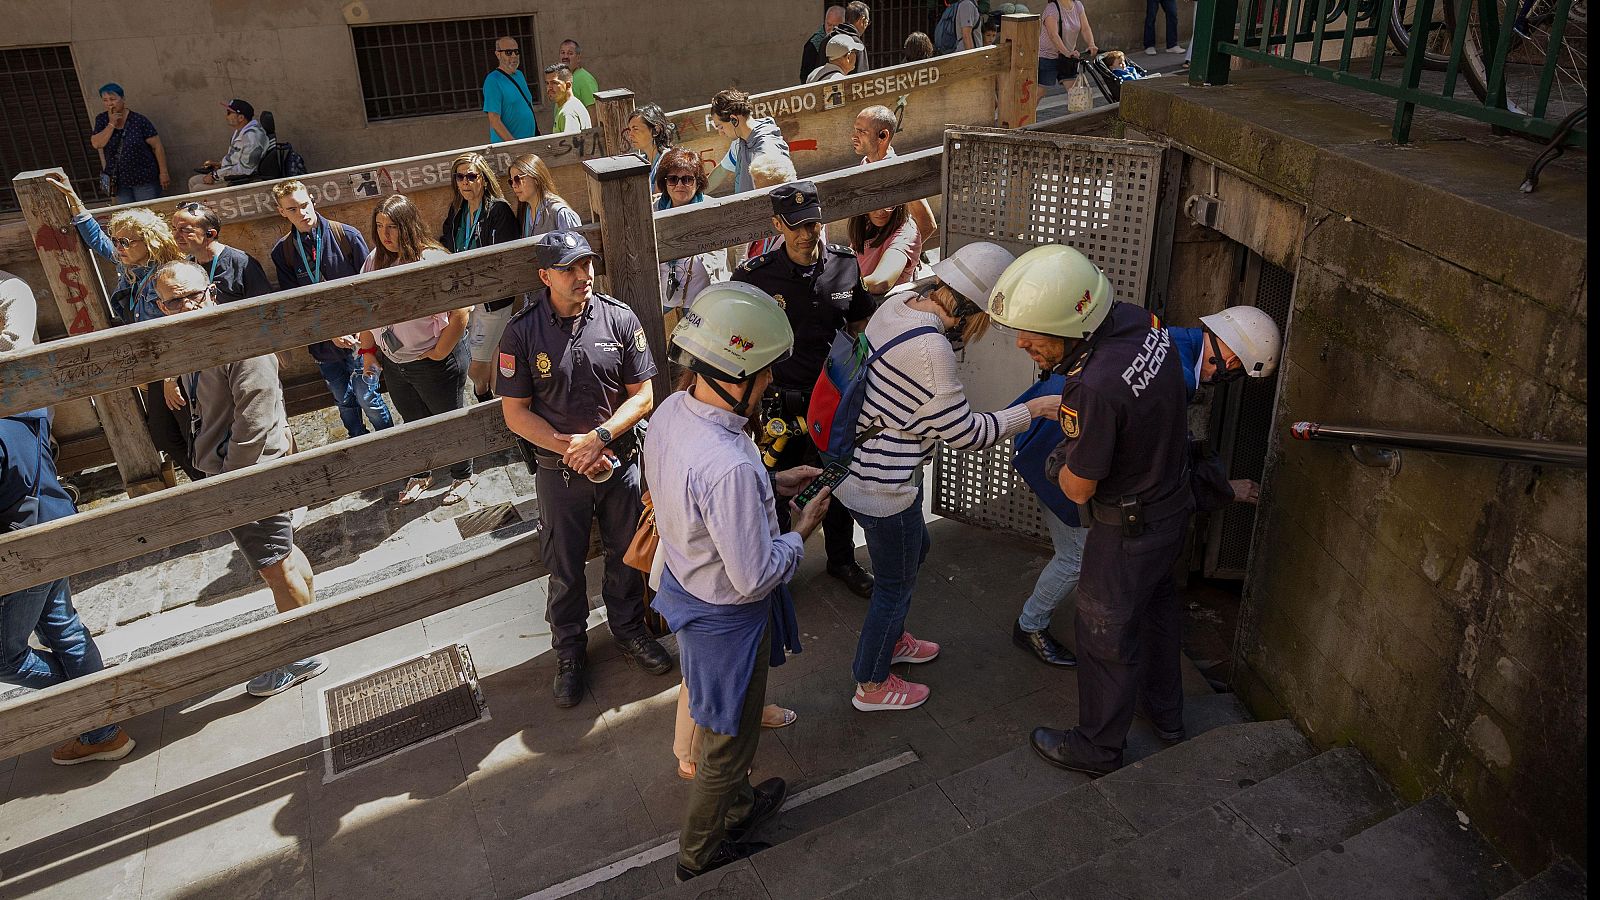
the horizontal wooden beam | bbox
[0,402,516,596]
[0,528,545,760]
[655,146,942,261]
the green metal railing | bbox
[1189,0,1589,145]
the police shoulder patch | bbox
[498,352,516,378]
[1060,404,1081,439]
[633,328,648,352]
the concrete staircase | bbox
[636,701,1586,900]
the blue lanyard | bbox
[293,226,323,284]
[456,203,482,251]
[523,203,535,237]
[207,251,222,285]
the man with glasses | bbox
[170,202,272,304]
[704,90,791,196]
[484,36,539,143]
[151,261,324,699]
[544,65,592,136]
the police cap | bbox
[770,181,823,227]
[533,230,600,270]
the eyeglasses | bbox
[454,171,481,183]
[664,174,697,187]
[156,283,214,311]
[112,237,142,249]
[508,173,527,185]
[177,202,204,213]
[498,48,521,55]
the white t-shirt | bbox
[554,95,592,134]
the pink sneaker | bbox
[891,632,940,664]
[853,674,930,711]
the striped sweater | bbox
[834,293,1032,517]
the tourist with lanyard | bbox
[646,282,829,882]
[440,152,520,401]
[506,153,582,238]
[653,149,729,333]
[358,195,475,506]
[624,103,678,188]
[47,173,199,480]
[169,202,272,305]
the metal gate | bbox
[932,129,1167,542]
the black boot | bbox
[1013,621,1078,668]
[552,656,586,708]
[675,839,772,883]
[827,562,875,599]
[727,778,788,842]
[618,635,673,676]
[1029,726,1119,777]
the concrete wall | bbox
[1122,73,1588,872]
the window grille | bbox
[352,16,538,123]
[0,45,101,213]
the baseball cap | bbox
[769,181,823,228]
[222,99,254,119]
[825,33,865,61]
[533,231,600,269]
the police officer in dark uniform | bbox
[497,231,674,707]
[731,180,878,598]
[988,245,1193,776]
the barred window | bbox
[0,45,102,213]
[352,16,539,123]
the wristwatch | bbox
[594,426,613,445]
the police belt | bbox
[1084,475,1193,532]
[521,431,640,472]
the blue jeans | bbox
[1018,513,1090,632]
[115,182,160,204]
[850,490,931,685]
[1,578,119,744]
[318,355,395,438]
[1145,0,1180,48]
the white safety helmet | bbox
[933,241,1017,308]
[669,282,794,381]
[1200,306,1281,378]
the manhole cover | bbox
[323,644,485,777]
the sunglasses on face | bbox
[509,173,528,186]
[498,48,521,55]
[112,237,142,249]
[664,174,697,187]
[454,171,481,183]
[157,284,213,311]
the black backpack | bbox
[229,111,308,184]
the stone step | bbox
[1497,859,1587,900]
[1033,746,1404,899]
[826,719,1318,900]
[1232,795,1524,899]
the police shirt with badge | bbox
[731,244,874,391]
[1045,301,1189,505]
[495,288,657,439]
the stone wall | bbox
[1121,71,1588,872]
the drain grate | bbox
[324,644,485,776]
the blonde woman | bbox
[45,173,202,479]
[440,152,520,401]
[506,153,582,238]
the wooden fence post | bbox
[998,14,1044,129]
[11,170,170,496]
[593,89,638,158]
[584,155,668,404]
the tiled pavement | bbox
[0,512,1216,900]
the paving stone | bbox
[1234,870,1318,899]
[1094,720,1316,833]
[750,783,973,900]
[0,813,151,900]
[155,678,316,796]
[1225,747,1404,863]
[937,745,1090,826]
[563,860,669,900]
[1497,859,1587,900]
[1267,796,1523,900]
[1042,803,1291,900]
[759,754,934,845]
[833,782,1136,900]
[767,668,968,782]
[646,858,772,899]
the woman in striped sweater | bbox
[837,242,1062,711]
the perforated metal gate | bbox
[932,130,1167,542]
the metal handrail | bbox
[1290,421,1587,467]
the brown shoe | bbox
[51,730,134,766]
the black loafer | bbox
[827,563,875,599]
[674,839,772,883]
[1029,726,1119,777]
[552,656,586,708]
[618,635,673,676]
[728,777,787,842]
[1013,621,1078,668]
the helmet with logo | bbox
[987,244,1112,339]
[1200,306,1281,378]
[669,282,794,381]
[932,241,1016,307]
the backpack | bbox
[808,325,940,464]
[933,2,963,52]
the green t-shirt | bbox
[571,67,599,107]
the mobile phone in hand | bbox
[794,462,850,509]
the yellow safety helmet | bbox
[987,244,1113,339]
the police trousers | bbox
[534,458,650,660]
[1065,512,1188,768]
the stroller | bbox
[1083,53,1157,104]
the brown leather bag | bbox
[623,489,658,573]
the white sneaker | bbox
[246,656,329,697]
[1166,44,1186,53]
[1144,46,1158,55]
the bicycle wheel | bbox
[1450,0,1588,119]
[1389,0,1454,67]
